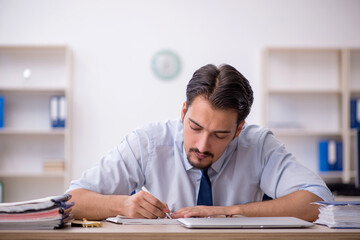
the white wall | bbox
[0,0,360,180]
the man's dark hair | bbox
[186,64,253,125]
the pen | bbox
[141,186,172,219]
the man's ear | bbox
[181,102,187,122]
[234,121,245,139]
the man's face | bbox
[181,96,243,169]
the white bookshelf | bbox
[0,45,72,202]
[262,47,360,184]
[348,49,360,186]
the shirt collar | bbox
[212,123,247,172]
[176,119,193,171]
[182,146,194,171]
[211,137,238,173]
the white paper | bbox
[106,216,180,225]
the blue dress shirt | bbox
[67,119,333,212]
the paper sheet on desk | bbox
[106,216,180,225]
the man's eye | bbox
[190,125,201,131]
[214,134,227,140]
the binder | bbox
[356,130,360,188]
[319,140,343,172]
[0,95,4,128]
[336,141,343,171]
[351,98,360,129]
[0,181,3,203]
[50,96,59,128]
[49,95,66,128]
[58,96,66,128]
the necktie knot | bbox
[201,168,208,177]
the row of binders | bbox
[314,201,360,228]
[0,194,73,229]
[50,95,66,128]
[0,95,66,129]
[318,98,360,172]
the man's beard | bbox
[186,148,214,169]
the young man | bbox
[67,64,333,221]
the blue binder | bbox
[50,95,66,128]
[335,141,343,171]
[0,95,4,128]
[351,98,360,129]
[58,96,66,128]
[319,140,343,172]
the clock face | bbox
[151,50,181,80]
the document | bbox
[0,194,73,229]
[313,201,360,228]
[106,215,180,225]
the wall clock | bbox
[151,50,181,80]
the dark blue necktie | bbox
[197,168,213,206]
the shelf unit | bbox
[0,45,72,202]
[348,49,360,186]
[262,47,360,184]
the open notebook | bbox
[177,217,314,229]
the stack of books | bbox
[314,201,360,228]
[43,160,65,173]
[0,194,74,229]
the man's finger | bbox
[137,205,159,219]
[141,198,166,218]
[136,191,167,218]
[142,192,168,210]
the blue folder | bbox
[319,140,342,171]
[351,98,360,129]
[0,95,4,128]
[49,95,66,128]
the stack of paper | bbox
[0,194,74,229]
[314,201,360,228]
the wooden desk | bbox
[334,195,360,201]
[1,222,360,240]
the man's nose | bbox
[196,133,211,153]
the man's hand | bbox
[68,188,171,220]
[171,206,228,218]
[171,190,323,221]
[123,191,170,219]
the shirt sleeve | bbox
[66,129,150,195]
[259,131,334,202]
